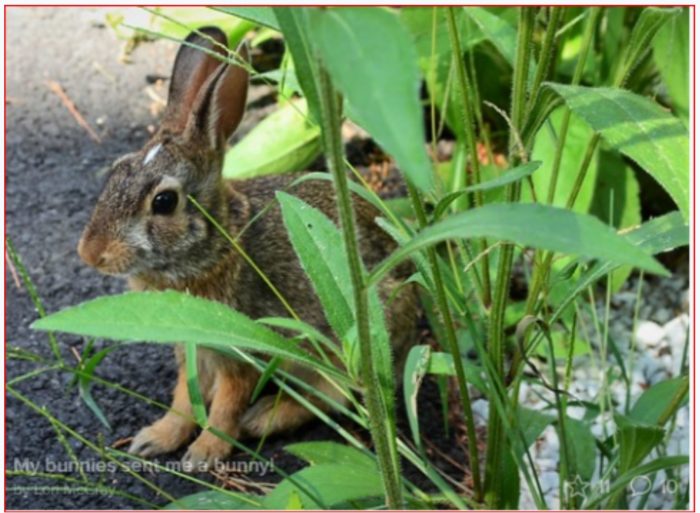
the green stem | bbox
[484,8,536,508]
[545,7,602,206]
[406,184,483,502]
[526,7,563,118]
[524,7,603,318]
[316,65,402,508]
[446,7,491,307]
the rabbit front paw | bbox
[181,432,232,472]
[128,415,194,458]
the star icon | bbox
[564,474,590,501]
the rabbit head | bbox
[78,27,249,282]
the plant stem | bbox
[526,7,562,118]
[446,7,491,307]
[406,183,483,501]
[524,7,603,318]
[545,7,602,206]
[315,64,402,508]
[484,7,536,508]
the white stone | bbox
[634,320,666,349]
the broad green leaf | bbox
[525,108,598,212]
[565,418,597,481]
[277,192,396,422]
[370,202,668,286]
[545,84,689,221]
[309,7,434,192]
[621,8,681,85]
[263,462,383,509]
[214,6,280,30]
[517,407,554,454]
[463,7,534,83]
[274,8,322,123]
[533,330,590,359]
[402,7,484,140]
[653,8,689,122]
[223,100,320,179]
[31,291,341,379]
[551,211,688,324]
[403,345,432,451]
[589,149,642,292]
[493,405,549,510]
[434,161,541,220]
[165,490,260,509]
[615,414,665,474]
[425,351,488,394]
[285,441,376,469]
[277,192,353,338]
[629,376,689,426]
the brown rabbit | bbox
[77,27,417,471]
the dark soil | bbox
[5,8,470,509]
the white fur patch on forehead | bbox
[143,143,162,166]
[156,175,181,191]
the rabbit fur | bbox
[77,27,417,471]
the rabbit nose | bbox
[77,235,108,268]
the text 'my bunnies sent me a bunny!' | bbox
[76,27,418,472]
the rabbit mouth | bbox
[79,238,137,277]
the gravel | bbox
[515,270,690,509]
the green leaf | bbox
[615,414,665,474]
[525,108,598,212]
[621,8,681,85]
[463,7,534,83]
[32,291,341,379]
[565,418,597,481]
[285,489,303,510]
[111,8,254,45]
[433,161,541,220]
[263,463,384,509]
[589,149,642,292]
[77,345,117,431]
[653,8,689,122]
[223,99,320,179]
[588,455,688,509]
[403,345,432,451]
[551,211,688,323]
[545,84,689,221]
[277,192,396,422]
[370,202,668,286]
[165,490,260,509]
[629,376,689,426]
[274,8,322,123]
[402,7,483,140]
[185,344,208,427]
[214,7,280,30]
[425,351,488,395]
[277,192,353,338]
[533,330,590,359]
[285,441,376,469]
[517,407,554,454]
[309,7,434,192]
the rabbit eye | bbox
[152,190,178,215]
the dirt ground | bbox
[5,8,470,509]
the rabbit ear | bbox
[160,27,229,134]
[184,41,249,151]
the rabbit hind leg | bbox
[241,378,348,438]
